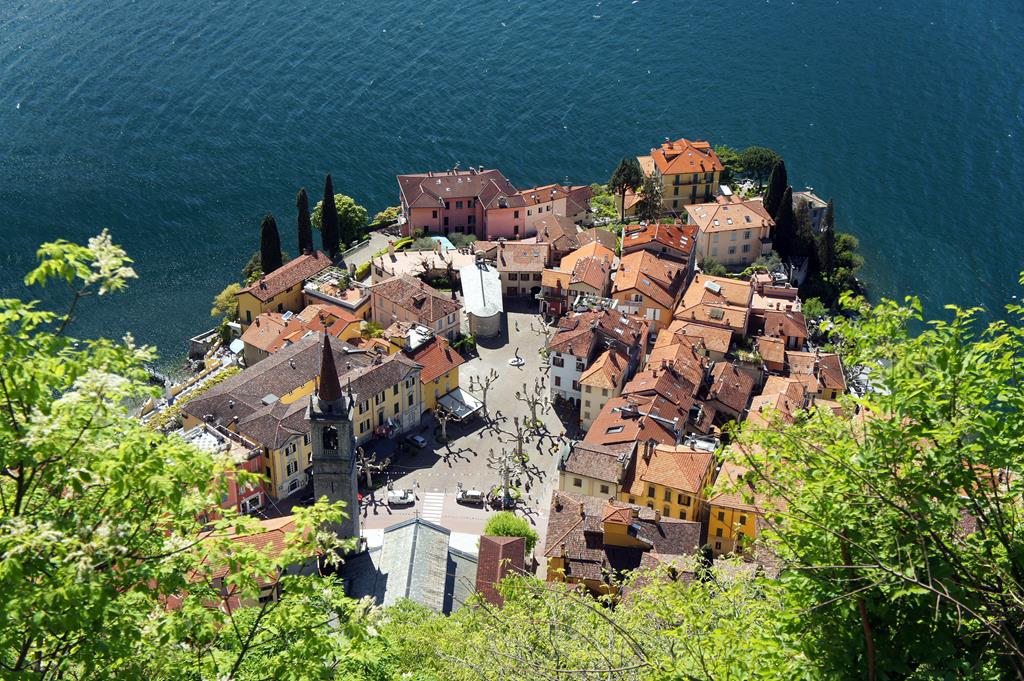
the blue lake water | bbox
[1,0,1023,368]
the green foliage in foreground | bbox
[482,511,539,555]
[4,229,1024,681]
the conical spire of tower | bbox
[317,335,344,402]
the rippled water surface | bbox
[2,1,1023,365]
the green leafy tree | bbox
[381,563,799,681]
[772,186,794,255]
[736,287,1024,679]
[482,511,539,555]
[314,193,368,252]
[211,281,242,320]
[700,256,728,276]
[1,233,383,680]
[296,187,314,254]
[635,172,662,221]
[608,157,644,223]
[801,296,827,320]
[259,213,283,273]
[715,144,743,184]
[319,174,340,256]
[371,205,401,227]
[739,146,781,188]
[762,159,788,216]
[588,182,618,219]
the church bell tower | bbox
[306,334,359,540]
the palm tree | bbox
[609,157,644,223]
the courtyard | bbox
[357,298,582,547]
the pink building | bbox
[397,167,591,241]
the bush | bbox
[447,232,477,249]
[411,236,436,251]
[371,205,401,228]
[699,257,728,277]
[483,511,538,555]
[147,366,242,432]
[354,262,371,281]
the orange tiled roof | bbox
[649,138,723,175]
[674,273,752,332]
[559,242,615,272]
[579,348,628,390]
[238,252,332,303]
[626,444,715,497]
[622,221,697,257]
[659,321,733,355]
[613,251,685,310]
[708,461,768,514]
[406,336,465,384]
[685,196,773,235]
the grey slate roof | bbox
[184,336,369,447]
[340,518,477,614]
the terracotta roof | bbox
[397,168,517,208]
[756,336,786,366]
[241,304,360,355]
[193,515,300,582]
[541,268,571,290]
[674,273,752,332]
[622,221,697,257]
[559,440,631,484]
[659,321,733,355]
[579,348,628,390]
[238,252,332,303]
[559,242,616,274]
[577,228,618,251]
[625,444,715,497]
[569,255,613,291]
[533,214,581,252]
[371,275,462,324]
[476,536,526,606]
[708,461,768,514]
[516,183,591,211]
[752,310,808,342]
[645,342,709,390]
[406,336,465,384]
[786,350,847,394]
[543,491,701,582]
[706,362,755,415]
[613,251,685,310]
[649,138,723,175]
[747,377,810,428]
[549,309,649,357]
[584,394,689,448]
[685,196,773,235]
[548,324,594,357]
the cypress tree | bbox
[609,157,645,223]
[321,174,340,256]
[762,160,788,217]
[819,198,836,275]
[259,213,283,274]
[296,188,314,255]
[772,186,794,256]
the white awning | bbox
[437,388,484,420]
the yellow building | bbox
[707,461,766,556]
[404,335,464,414]
[236,252,332,327]
[239,303,362,367]
[637,138,723,215]
[686,196,774,269]
[619,441,716,523]
[579,348,628,430]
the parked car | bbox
[405,434,428,449]
[455,488,485,505]
[387,489,415,505]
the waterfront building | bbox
[239,303,361,367]
[627,137,724,216]
[686,195,774,269]
[236,251,332,327]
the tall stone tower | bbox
[306,334,359,540]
